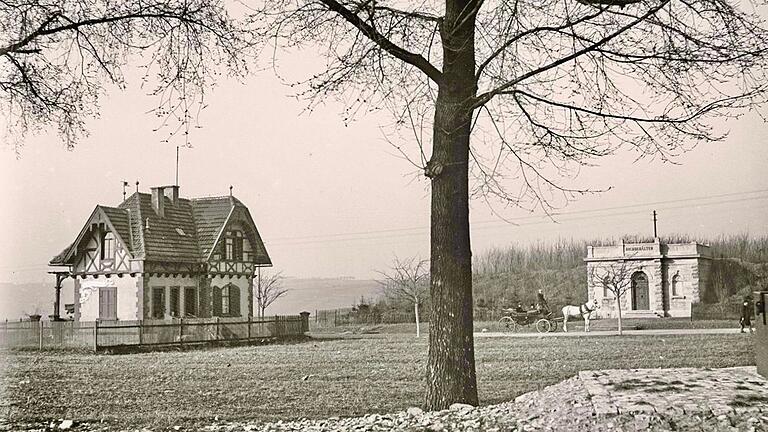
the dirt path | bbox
[476,328,745,338]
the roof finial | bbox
[122,181,128,201]
[229,185,233,197]
[135,181,139,193]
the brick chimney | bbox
[151,186,166,217]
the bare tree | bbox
[0,0,249,151]
[589,260,640,335]
[255,270,288,319]
[239,0,767,409]
[377,257,430,337]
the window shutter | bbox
[199,285,210,317]
[229,286,240,317]
[99,289,106,320]
[212,286,222,316]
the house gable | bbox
[208,205,271,265]
[53,206,136,275]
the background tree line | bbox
[355,234,768,323]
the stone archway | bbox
[631,272,650,310]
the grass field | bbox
[0,333,756,429]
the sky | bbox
[1,41,768,288]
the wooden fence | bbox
[0,315,307,351]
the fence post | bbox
[247,315,251,342]
[179,318,184,348]
[38,320,43,350]
[138,320,143,346]
[93,320,99,352]
[215,317,220,341]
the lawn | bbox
[0,333,756,429]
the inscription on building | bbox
[626,246,655,252]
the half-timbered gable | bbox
[50,186,272,322]
[202,199,271,278]
[51,206,138,276]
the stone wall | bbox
[756,291,768,378]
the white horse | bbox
[562,299,599,332]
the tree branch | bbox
[317,0,443,85]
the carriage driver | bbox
[536,289,550,314]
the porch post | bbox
[53,274,63,321]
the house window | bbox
[223,230,244,261]
[672,274,681,297]
[101,232,115,260]
[225,238,233,260]
[170,287,181,317]
[602,276,611,297]
[98,286,117,320]
[184,287,197,317]
[221,285,230,315]
[151,287,165,319]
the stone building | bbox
[48,185,271,321]
[585,239,712,318]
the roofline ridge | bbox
[190,195,235,201]
[99,204,129,212]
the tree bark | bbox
[415,300,421,338]
[425,0,479,410]
[617,295,623,335]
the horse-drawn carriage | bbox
[497,308,561,333]
[497,299,600,333]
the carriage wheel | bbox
[498,316,517,332]
[549,320,559,332]
[536,319,552,333]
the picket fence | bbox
[0,315,307,351]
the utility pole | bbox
[175,146,179,186]
[653,210,658,238]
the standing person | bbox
[741,297,754,333]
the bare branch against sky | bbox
[0,0,250,151]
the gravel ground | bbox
[3,371,767,432]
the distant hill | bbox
[0,282,70,321]
[0,278,381,320]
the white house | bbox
[49,186,271,321]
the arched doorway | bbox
[631,272,649,310]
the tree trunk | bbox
[425,0,479,410]
[415,300,421,338]
[617,294,623,336]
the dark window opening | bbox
[170,287,180,317]
[184,287,197,317]
[151,287,165,319]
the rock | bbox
[449,403,474,412]
[406,407,423,417]
[58,420,74,430]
